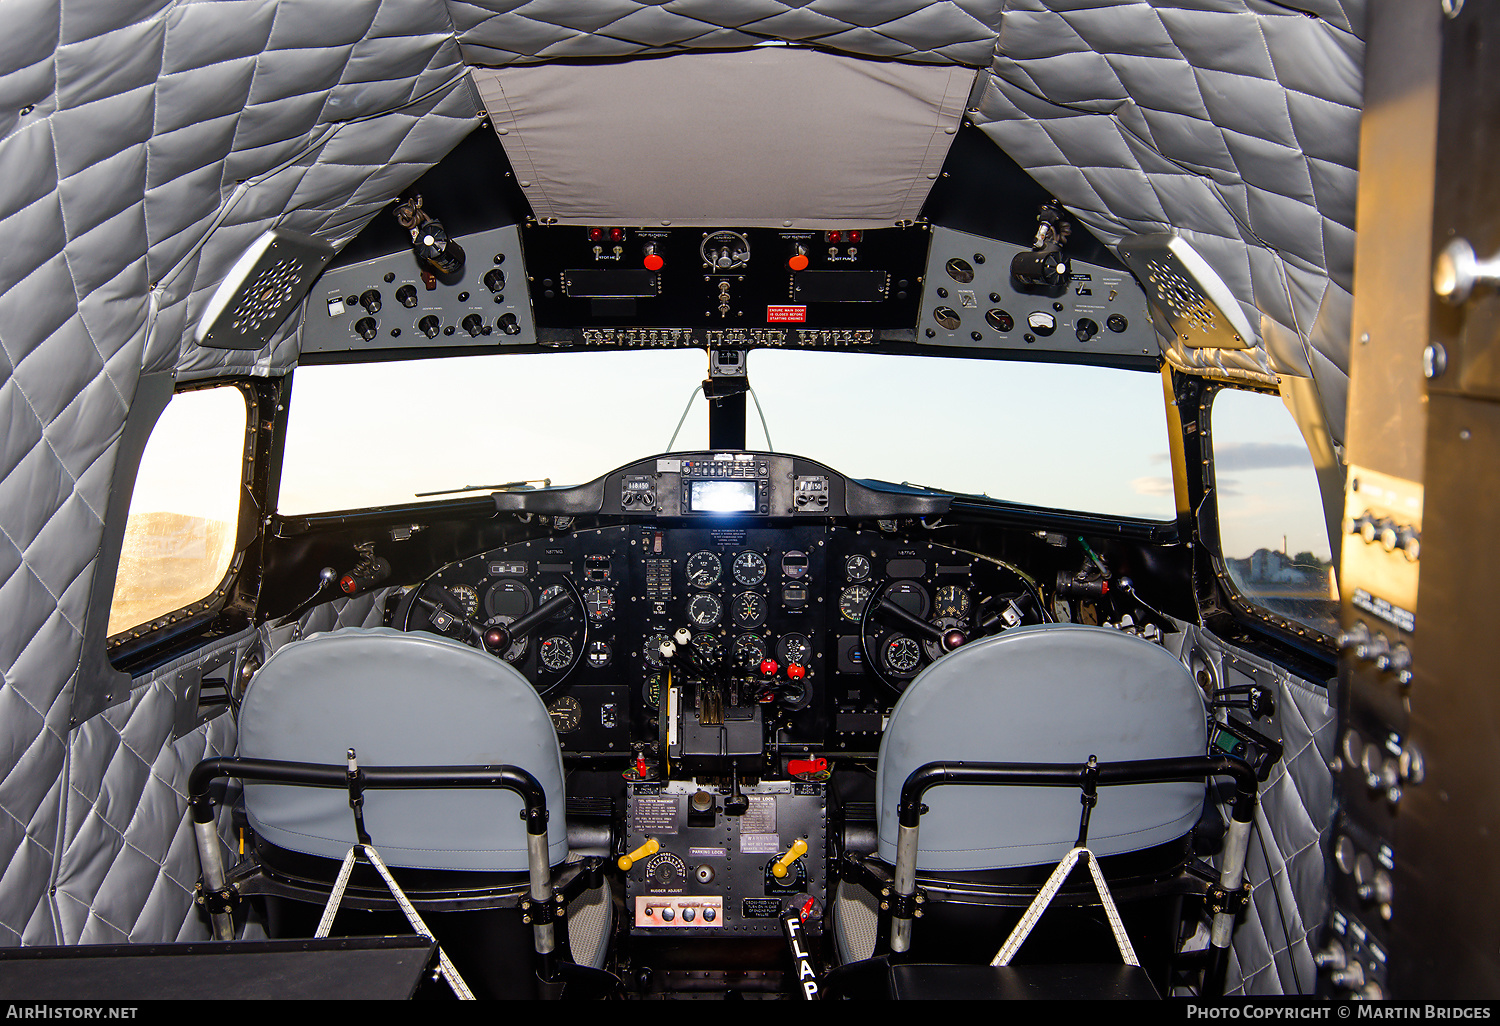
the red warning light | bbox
[847,230,862,243]
[588,227,605,242]
[609,227,625,242]
[825,230,843,244]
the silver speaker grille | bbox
[196,229,337,351]
[1117,234,1254,350]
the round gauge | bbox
[781,551,810,579]
[732,591,767,628]
[885,635,922,676]
[688,592,722,627]
[686,551,722,588]
[885,581,930,620]
[482,615,529,664]
[733,634,768,671]
[644,631,670,668]
[732,551,767,586]
[645,851,687,889]
[485,579,532,619]
[780,677,811,711]
[945,257,975,283]
[700,230,750,270]
[985,308,1014,333]
[547,695,581,733]
[540,636,574,671]
[778,633,812,667]
[583,586,614,623]
[933,585,971,620]
[690,633,722,668]
[643,671,664,709]
[538,583,567,607]
[445,584,479,618]
[839,585,873,623]
[844,554,871,582]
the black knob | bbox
[497,313,521,335]
[461,314,485,337]
[1106,313,1129,333]
[395,284,417,308]
[418,315,440,339]
[483,269,506,293]
[359,289,382,315]
[354,317,378,342]
[1075,317,1099,342]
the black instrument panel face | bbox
[395,523,1044,757]
[521,224,930,344]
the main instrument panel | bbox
[393,520,1046,759]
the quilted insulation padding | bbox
[0,0,480,945]
[260,587,399,655]
[1165,625,1336,995]
[973,0,1363,446]
[449,1,1006,67]
[49,628,254,946]
[1226,672,1336,996]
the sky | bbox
[268,348,1332,562]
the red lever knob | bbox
[760,658,779,677]
[787,663,805,680]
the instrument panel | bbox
[393,521,1046,757]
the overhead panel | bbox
[470,49,974,230]
[917,227,1157,364]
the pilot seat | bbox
[826,623,1259,999]
[190,627,615,999]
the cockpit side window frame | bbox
[1179,373,1338,666]
[105,376,281,672]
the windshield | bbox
[278,348,1174,520]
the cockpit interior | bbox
[1,0,1496,1003]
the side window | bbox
[108,385,250,640]
[1210,387,1338,637]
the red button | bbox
[788,254,809,271]
[644,253,664,271]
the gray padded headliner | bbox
[876,624,1208,871]
[239,627,568,871]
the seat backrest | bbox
[238,627,567,872]
[876,624,1207,871]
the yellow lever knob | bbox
[618,838,660,871]
[772,838,809,879]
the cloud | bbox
[1212,442,1310,472]
[1131,476,1174,496]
